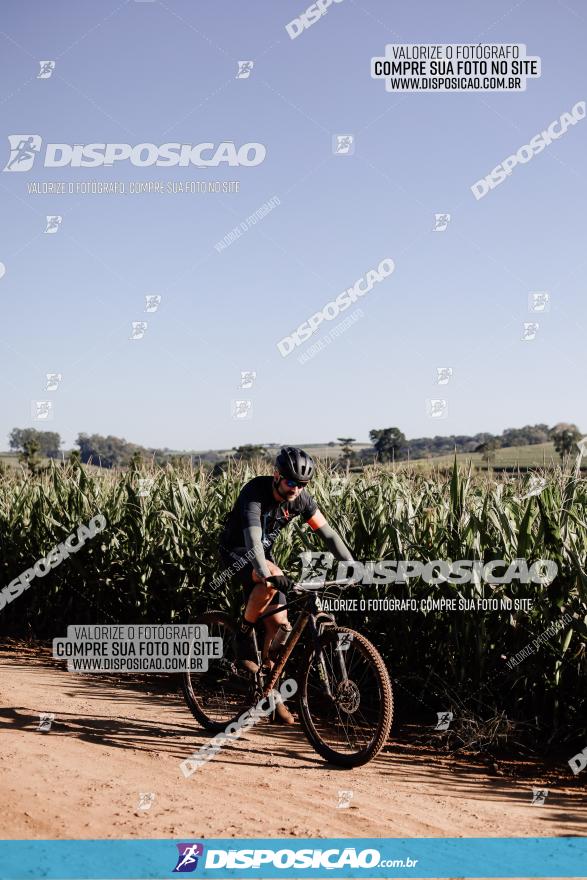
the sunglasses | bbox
[280,475,308,489]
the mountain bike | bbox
[181,578,393,767]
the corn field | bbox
[1,459,585,752]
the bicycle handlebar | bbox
[293,578,356,593]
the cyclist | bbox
[219,446,354,724]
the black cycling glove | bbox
[266,575,294,592]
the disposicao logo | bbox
[202,846,382,870]
[3,136,266,171]
[173,843,204,873]
[276,258,394,357]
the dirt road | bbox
[1,646,585,845]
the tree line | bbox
[4,422,583,473]
[364,423,583,465]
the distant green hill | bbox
[398,441,563,469]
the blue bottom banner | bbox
[0,837,585,879]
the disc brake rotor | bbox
[335,679,361,713]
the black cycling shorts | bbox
[218,546,287,608]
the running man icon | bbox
[173,843,204,873]
[5,136,42,171]
[37,61,56,79]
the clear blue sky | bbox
[0,0,585,452]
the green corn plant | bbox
[0,457,584,746]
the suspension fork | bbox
[315,644,335,699]
[334,631,350,682]
[313,608,351,691]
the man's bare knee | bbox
[251,561,282,587]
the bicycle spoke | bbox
[183,616,255,726]
[303,630,386,757]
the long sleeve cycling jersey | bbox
[219,476,352,578]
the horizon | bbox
[3,418,581,456]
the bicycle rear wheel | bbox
[181,611,257,733]
[298,626,393,767]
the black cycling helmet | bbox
[275,446,315,483]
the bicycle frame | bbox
[254,580,352,697]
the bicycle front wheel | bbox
[298,626,393,767]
